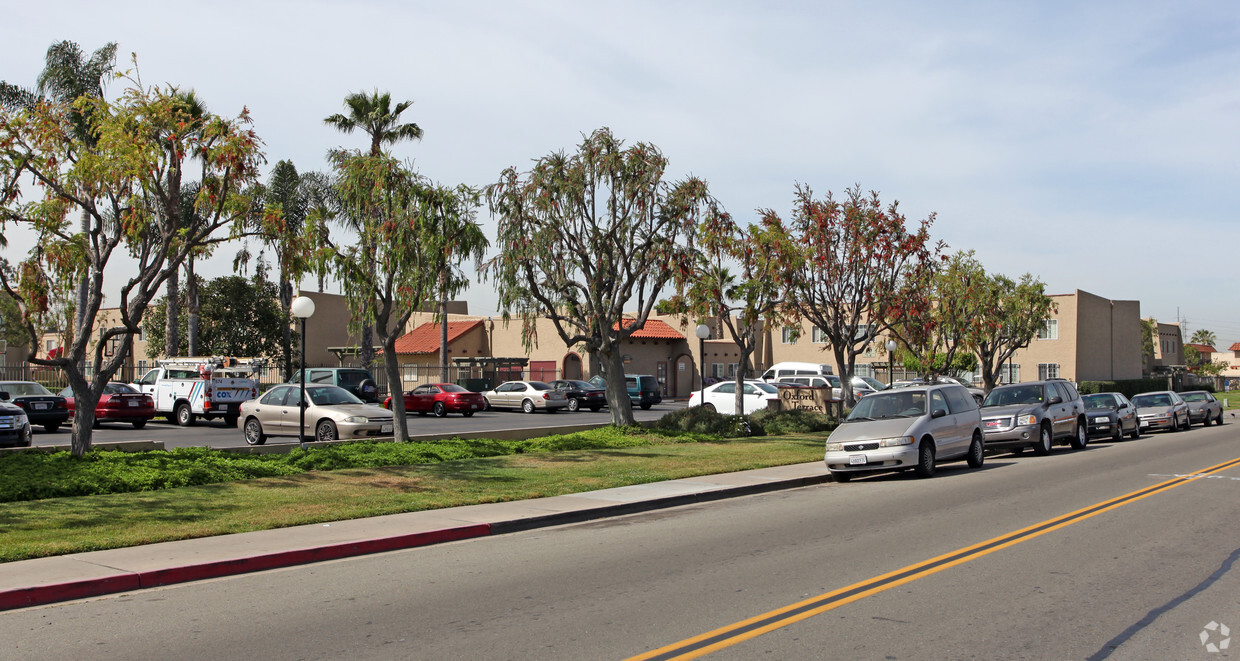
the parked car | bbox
[384,383,486,418]
[58,382,157,429]
[1180,390,1224,426]
[0,394,32,447]
[0,381,70,432]
[482,381,569,413]
[239,383,394,445]
[854,375,888,392]
[888,377,982,403]
[548,379,607,412]
[687,380,781,415]
[1081,392,1141,441]
[1131,391,1191,433]
[824,383,984,481]
[587,374,663,410]
[288,367,381,403]
[760,362,834,383]
[979,380,1088,454]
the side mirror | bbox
[0,391,8,401]
[1048,396,1063,405]
[931,408,947,419]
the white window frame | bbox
[1038,363,1060,380]
[401,364,419,382]
[1000,363,1021,384]
[811,326,828,344]
[1037,319,1058,341]
[712,363,726,379]
[781,327,797,344]
[854,364,874,378]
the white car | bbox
[688,380,780,415]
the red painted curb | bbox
[0,524,492,611]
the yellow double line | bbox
[629,456,1240,661]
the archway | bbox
[563,353,583,380]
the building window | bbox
[1037,319,1058,340]
[812,326,828,344]
[402,364,418,382]
[1038,363,1060,380]
[1000,363,1021,384]
[727,363,738,378]
[46,339,55,351]
[712,363,726,379]
[138,360,148,373]
[781,327,797,344]
[854,364,873,378]
[854,323,876,341]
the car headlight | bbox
[880,436,915,447]
[825,443,843,452]
[343,416,367,424]
[1016,414,1038,426]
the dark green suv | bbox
[587,374,663,410]
[289,367,381,403]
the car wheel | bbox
[44,422,60,433]
[914,440,936,478]
[463,411,475,418]
[703,403,716,413]
[316,420,338,442]
[1111,423,1123,442]
[567,398,580,412]
[20,425,32,447]
[966,433,985,468]
[1070,421,1088,450]
[1216,411,1225,426]
[433,402,447,418]
[589,405,602,412]
[522,399,535,414]
[830,471,852,483]
[1129,420,1141,439]
[640,403,652,410]
[1033,424,1053,455]
[243,418,267,445]
[175,402,195,427]
[483,398,492,411]
[1182,413,1192,430]
[132,420,147,430]
[1202,414,1211,427]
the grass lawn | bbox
[0,434,826,563]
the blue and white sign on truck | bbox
[131,357,264,427]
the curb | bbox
[0,472,832,611]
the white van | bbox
[761,362,834,383]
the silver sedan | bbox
[239,384,394,445]
[482,381,569,413]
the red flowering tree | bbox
[764,184,941,406]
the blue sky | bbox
[4,1,1239,342]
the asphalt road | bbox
[30,402,687,449]
[5,422,1240,659]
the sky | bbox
[3,1,1239,342]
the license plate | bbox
[849,454,867,465]
[382,424,393,433]
[1092,417,1108,424]
[34,402,49,410]
[470,404,478,410]
[127,401,138,407]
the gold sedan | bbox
[240,384,395,445]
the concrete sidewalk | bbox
[0,461,832,611]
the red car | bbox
[59,382,157,429]
[384,383,486,417]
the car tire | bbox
[589,406,602,412]
[1033,424,1053,455]
[831,471,852,483]
[316,420,338,442]
[1129,420,1141,439]
[433,402,447,418]
[914,440,936,478]
[483,398,492,411]
[566,398,579,412]
[703,403,716,413]
[1182,413,1192,430]
[44,422,60,433]
[1070,421,1088,450]
[175,403,195,427]
[463,410,475,417]
[522,399,535,414]
[1216,411,1225,426]
[20,426,32,447]
[1111,423,1123,442]
[132,420,147,430]
[640,403,652,410]
[966,433,985,468]
[243,418,267,445]
[1202,414,1211,427]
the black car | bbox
[0,381,69,432]
[1081,392,1141,442]
[0,397,33,447]
[548,379,607,412]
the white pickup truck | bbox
[131,357,264,427]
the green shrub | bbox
[750,408,837,435]
[652,406,760,438]
[1079,378,1170,398]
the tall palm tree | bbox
[162,90,210,358]
[2,41,117,366]
[324,90,424,369]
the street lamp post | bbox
[291,295,316,448]
[695,324,711,405]
[886,339,898,388]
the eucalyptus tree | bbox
[764,184,941,406]
[0,67,265,455]
[324,90,424,370]
[427,186,487,382]
[483,127,720,426]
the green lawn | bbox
[0,433,826,563]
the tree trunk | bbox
[439,294,449,383]
[186,260,199,357]
[598,345,635,426]
[383,340,408,442]
[280,279,293,381]
[165,268,180,357]
[74,206,89,375]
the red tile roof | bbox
[1187,343,1217,353]
[614,318,685,340]
[1230,342,1240,352]
[391,320,484,354]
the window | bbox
[1038,363,1060,380]
[854,324,876,341]
[781,327,797,344]
[138,360,148,373]
[812,326,828,344]
[1000,363,1021,384]
[727,363,738,378]
[712,363,726,379]
[1037,319,1058,340]
[45,339,55,351]
[401,364,418,382]
[854,364,873,378]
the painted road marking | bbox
[629,457,1240,661]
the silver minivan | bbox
[824,383,984,482]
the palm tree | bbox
[324,90,424,369]
[162,90,210,358]
[2,41,117,365]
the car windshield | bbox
[856,376,886,391]
[0,382,53,397]
[1132,394,1172,408]
[439,384,469,393]
[336,370,371,387]
[1082,394,1114,409]
[983,385,1043,407]
[307,386,364,406]
[1179,392,1207,402]
[846,391,927,421]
